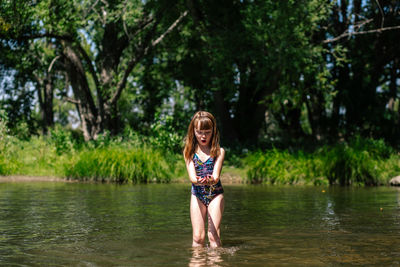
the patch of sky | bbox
[339,106,346,115]
[127,76,138,88]
[0,69,16,98]
[78,26,98,59]
[68,109,80,129]
[233,64,240,85]
[33,20,47,36]
[1,40,17,50]
[153,57,160,64]
[161,80,194,117]
[348,24,354,34]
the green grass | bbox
[245,149,326,185]
[0,132,180,182]
[64,147,172,183]
[8,137,71,177]
[1,126,399,186]
[245,137,400,186]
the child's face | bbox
[194,124,212,147]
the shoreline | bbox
[0,175,75,183]
[0,171,245,184]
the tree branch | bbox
[151,10,188,47]
[16,33,74,42]
[375,0,384,28]
[123,11,155,41]
[48,55,61,73]
[323,25,400,44]
[62,96,81,104]
[74,44,100,89]
[109,10,188,105]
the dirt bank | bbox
[0,171,244,184]
[0,175,72,183]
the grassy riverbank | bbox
[245,137,400,186]
[0,127,185,183]
[1,127,399,185]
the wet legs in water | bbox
[190,194,224,248]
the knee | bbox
[207,229,220,244]
[193,232,205,246]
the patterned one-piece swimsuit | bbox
[191,153,224,206]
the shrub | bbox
[64,147,172,183]
[245,149,325,185]
[321,137,397,185]
[49,126,75,155]
[0,110,19,174]
[245,137,399,186]
[321,144,379,186]
[149,115,184,153]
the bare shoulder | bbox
[219,147,225,158]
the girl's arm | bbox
[185,158,206,184]
[211,147,225,184]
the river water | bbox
[0,182,399,266]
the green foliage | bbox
[7,136,69,176]
[48,126,75,155]
[321,137,396,186]
[65,147,172,183]
[0,110,19,175]
[246,149,325,185]
[149,114,184,154]
[0,110,10,152]
[2,0,400,147]
[322,145,377,186]
[11,121,31,141]
[0,123,183,181]
[2,0,400,182]
[246,137,400,186]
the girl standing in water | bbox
[183,111,225,248]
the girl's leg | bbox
[207,194,224,248]
[190,194,207,247]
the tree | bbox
[325,0,400,144]
[168,0,332,145]
[1,0,188,140]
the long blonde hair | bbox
[183,111,220,161]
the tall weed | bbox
[246,137,399,186]
[321,137,397,185]
[0,111,19,174]
[12,136,70,176]
[65,147,172,183]
[321,145,378,185]
[246,149,325,185]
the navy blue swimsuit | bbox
[191,154,224,206]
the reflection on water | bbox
[189,246,240,267]
[0,182,399,266]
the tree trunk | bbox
[213,89,238,144]
[43,76,54,131]
[304,80,327,141]
[234,65,280,144]
[36,73,54,135]
[63,43,101,141]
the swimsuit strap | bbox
[194,153,213,164]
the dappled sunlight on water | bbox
[0,183,399,265]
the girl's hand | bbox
[206,175,215,185]
[197,176,207,184]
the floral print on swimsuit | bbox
[191,153,224,207]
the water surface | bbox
[0,182,399,266]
